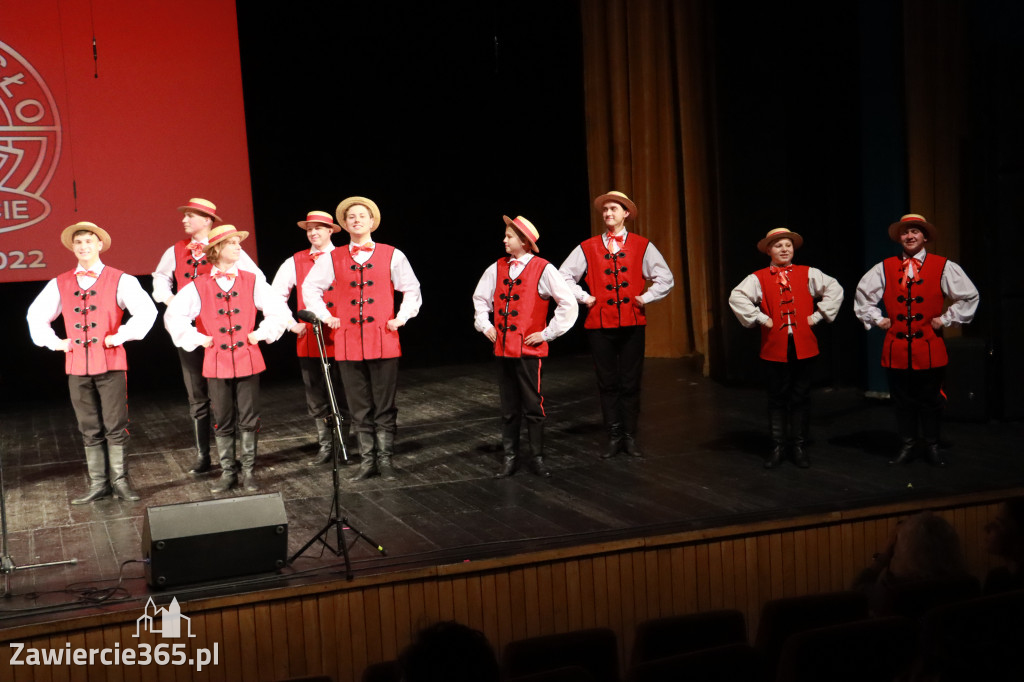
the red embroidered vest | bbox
[493,257,551,358]
[581,233,649,329]
[195,271,266,378]
[754,265,820,362]
[294,249,337,358]
[173,239,212,292]
[57,268,128,376]
[329,244,401,361]
[881,255,949,370]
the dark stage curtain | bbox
[579,0,719,372]
[903,0,967,262]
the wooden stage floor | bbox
[0,356,1019,628]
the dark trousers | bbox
[498,356,545,431]
[208,374,260,436]
[763,337,815,413]
[68,371,130,447]
[177,346,210,420]
[338,358,399,436]
[887,367,945,443]
[587,326,645,433]
[298,356,349,422]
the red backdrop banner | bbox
[0,0,255,282]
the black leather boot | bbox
[921,410,945,467]
[924,442,946,467]
[890,408,918,465]
[239,431,259,492]
[623,403,643,457]
[602,422,624,459]
[108,444,141,501]
[889,438,916,465]
[210,435,238,493]
[495,456,517,478]
[622,433,644,458]
[308,418,334,466]
[71,445,112,504]
[527,422,551,477]
[765,410,785,469]
[349,431,379,481]
[375,428,397,481]
[496,420,520,478]
[188,416,212,474]
[790,409,810,469]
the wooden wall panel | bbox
[522,565,539,638]
[67,630,85,682]
[682,545,699,613]
[344,590,366,682]
[3,495,1018,682]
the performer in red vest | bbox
[270,210,351,465]
[151,198,265,476]
[472,215,578,478]
[729,228,844,468]
[559,191,674,459]
[27,222,157,503]
[854,214,979,466]
[165,225,290,493]
[302,196,422,481]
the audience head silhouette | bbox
[983,497,1024,594]
[889,511,967,581]
[399,621,499,682]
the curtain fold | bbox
[902,0,966,262]
[580,0,717,372]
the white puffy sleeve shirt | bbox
[472,255,579,341]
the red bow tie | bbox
[606,233,625,253]
[187,241,206,260]
[508,259,523,269]
[350,243,374,256]
[769,264,792,287]
[898,257,919,293]
[212,271,236,280]
[310,251,325,262]
[76,270,99,279]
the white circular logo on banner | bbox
[0,41,61,234]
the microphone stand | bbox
[288,311,386,579]
[1,448,78,596]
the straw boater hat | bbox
[177,197,222,222]
[203,224,249,253]
[502,215,540,254]
[61,221,112,252]
[297,210,341,233]
[888,213,935,243]
[757,227,803,253]
[336,196,381,232]
[593,190,638,219]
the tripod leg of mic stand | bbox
[341,517,387,557]
[1,455,78,597]
[289,483,342,563]
[288,517,334,563]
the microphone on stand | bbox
[297,309,320,324]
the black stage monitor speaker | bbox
[944,337,989,422]
[142,492,288,588]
